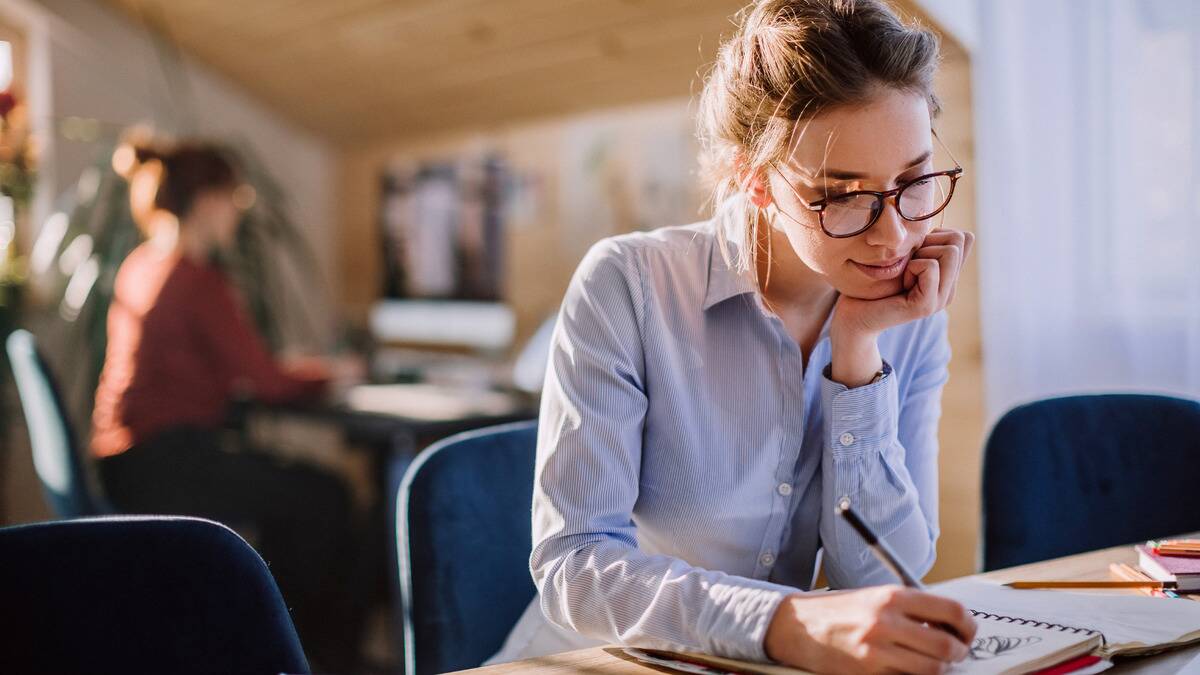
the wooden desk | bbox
[458,538,1200,674]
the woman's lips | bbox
[851,255,908,280]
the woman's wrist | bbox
[829,329,883,388]
[764,593,813,665]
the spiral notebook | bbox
[627,611,1099,675]
[625,579,1200,675]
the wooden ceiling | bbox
[102,0,755,146]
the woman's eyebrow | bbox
[813,150,933,181]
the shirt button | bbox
[839,432,855,447]
[777,482,792,496]
[760,552,775,567]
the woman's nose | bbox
[863,199,908,248]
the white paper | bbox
[933,578,1200,657]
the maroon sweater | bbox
[92,244,326,458]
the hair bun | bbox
[131,141,165,166]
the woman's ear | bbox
[746,172,773,208]
[735,156,773,208]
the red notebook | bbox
[1137,545,1200,592]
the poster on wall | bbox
[379,154,509,301]
[558,106,698,257]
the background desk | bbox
[237,382,538,474]
[235,383,538,668]
[459,535,1200,674]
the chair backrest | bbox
[398,420,538,675]
[0,516,309,675]
[5,329,108,517]
[982,394,1200,571]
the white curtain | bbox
[974,0,1200,421]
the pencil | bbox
[1149,539,1200,557]
[1155,544,1200,558]
[835,499,967,643]
[1004,580,1167,589]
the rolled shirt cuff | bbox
[820,361,898,456]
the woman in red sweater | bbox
[92,139,367,670]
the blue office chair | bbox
[982,394,1200,571]
[6,329,111,517]
[0,516,309,674]
[398,420,538,675]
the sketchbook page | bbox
[947,613,1101,674]
[932,578,1200,657]
[636,616,1098,675]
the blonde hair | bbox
[697,0,942,275]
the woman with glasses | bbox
[489,1,978,673]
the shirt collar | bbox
[703,243,757,311]
[701,197,840,341]
[703,196,758,311]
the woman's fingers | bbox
[911,244,963,309]
[895,591,978,644]
[906,257,940,316]
[866,258,938,331]
[888,616,970,663]
[836,227,974,336]
[902,261,920,291]
[917,229,975,306]
[876,643,952,675]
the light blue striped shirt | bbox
[528,203,950,662]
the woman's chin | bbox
[836,277,905,301]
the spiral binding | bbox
[968,609,1108,646]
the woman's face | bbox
[191,188,241,249]
[763,88,938,300]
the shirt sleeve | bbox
[817,310,951,589]
[530,240,797,662]
[194,269,328,404]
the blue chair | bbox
[6,329,111,517]
[982,394,1200,571]
[0,516,309,674]
[398,420,538,675]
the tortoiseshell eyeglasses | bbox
[771,132,963,239]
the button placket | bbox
[750,317,806,581]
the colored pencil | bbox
[1149,539,1200,557]
[1110,563,1170,598]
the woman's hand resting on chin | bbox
[829,228,975,387]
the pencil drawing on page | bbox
[969,635,1043,660]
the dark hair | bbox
[127,140,239,220]
[698,0,942,273]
